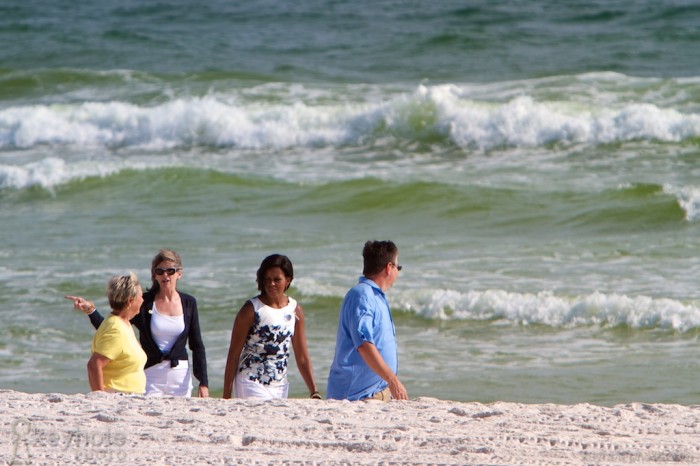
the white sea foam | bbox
[663,184,700,221]
[0,157,68,190]
[292,275,700,331]
[0,154,185,190]
[431,87,700,150]
[0,97,356,150]
[396,288,700,332]
[2,83,700,152]
[0,157,112,190]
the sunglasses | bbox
[154,267,181,276]
[390,262,403,271]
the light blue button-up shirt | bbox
[326,276,398,401]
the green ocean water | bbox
[3,0,700,405]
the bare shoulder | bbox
[236,300,255,319]
[294,303,305,320]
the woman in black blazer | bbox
[67,249,208,397]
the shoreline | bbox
[2,390,699,465]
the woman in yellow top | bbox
[87,272,147,394]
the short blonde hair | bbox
[107,272,140,312]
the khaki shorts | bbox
[364,387,391,402]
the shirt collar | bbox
[359,276,385,296]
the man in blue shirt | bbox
[326,240,408,401]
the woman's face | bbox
[126,286,144,318]
[262,267,290,298]
[153,260,181,290]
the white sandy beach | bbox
[1,390,699,465]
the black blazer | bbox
[89,289,208,387]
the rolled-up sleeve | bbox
[356,311,375,346]
[348,295,375,349]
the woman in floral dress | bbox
[223,254,320,400]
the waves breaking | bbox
[399,288,700,332]
[2,74,700,152]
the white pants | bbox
[234,376,288,400]
[144,360,193,397]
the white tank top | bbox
[150,304,185,353]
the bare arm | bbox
[357,342,408,400]
[65,294,105,330]
[86,352,111,391]
[65,295,96,314]
[223,301,255,399]
[291,305,319,398]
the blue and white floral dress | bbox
[234,296,297,399]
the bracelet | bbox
[310,391,322,400]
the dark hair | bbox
[149,249,182,292]
[362,240,398,277]
[256,254,294,292]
